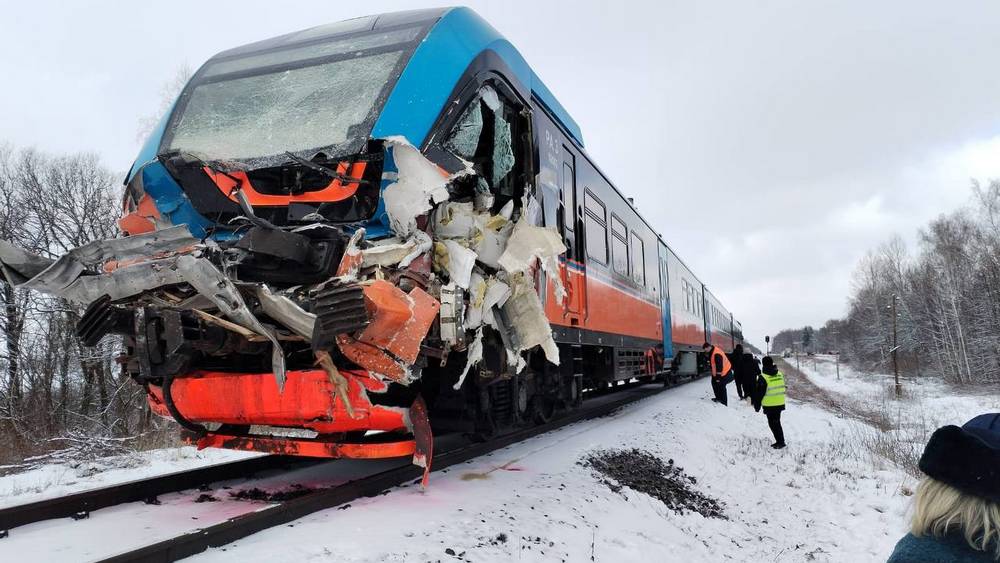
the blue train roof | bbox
[130,7,582,180]
[370,7,584,148]
[125,8,584,239]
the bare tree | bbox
[0,142,158,464]
[135,64,192,145]
[774,182,1000,386]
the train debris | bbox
[0,120,567,477]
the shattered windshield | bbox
[163,26,421,168]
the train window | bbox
[611,215,628,277]
[585,215,607,264]
[584,190,607,264]
[630,232,645,285]
[562,162,575,231]
[682,279,692,313]
[441,83,526,200]
[611,215,626,239]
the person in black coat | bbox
[743,352,760,403]
[730,344,746,399]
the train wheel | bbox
[532,394,555,425]
[516,381,531,423]
[569,376,582,407]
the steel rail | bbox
[0,455,317,532]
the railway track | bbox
[1,374,703,562]
[0,455,319,532]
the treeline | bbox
[0,143,162,465]
[773,183,1000,385]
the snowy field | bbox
[2,363,996,562]
[792,355,999,448]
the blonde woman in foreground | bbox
[888,413,1000,562]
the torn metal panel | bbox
[430,201,513,270]
[0,225,199,295]
[0,241,56,285]
[119,193,169,236]
[175,254,288,389]
[499,273,560,368]
[335,280,440,385]
[497,218,566,274]
[497,217,568,304]
[361,230,431,268]
[454,327,483,390]
[336,228,366,278]
[380,137,454,237]
[434,239,477,289]
[256,285,316,340]
[408,396,433,488]
[464,273,511,330]
[0,227,289,389]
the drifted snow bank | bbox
[189,378,922,563]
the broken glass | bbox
[444,100,483,159]
[167,50,403,166]
[492,110,515,187]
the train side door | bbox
[559,150,585,323]
[658,245,673,362]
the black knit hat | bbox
[918,413,1000,502]
[762,356,775,371]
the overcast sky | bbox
[2,0,999,349]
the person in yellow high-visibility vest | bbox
[759,356,786,448]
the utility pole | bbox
[832,329,840,380]
[892,294,901,397]
[794,341,801,371]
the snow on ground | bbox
[794,354,1000,433]
[0,446,260,509]
[4,361,994,562]
[188,378,918,563]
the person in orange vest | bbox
[702,341,733,405]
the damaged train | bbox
[0,7,743,484]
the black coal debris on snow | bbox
[581,448,727,520]
[228,485,315,502]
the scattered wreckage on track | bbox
[0,8,744,485]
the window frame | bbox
[583,189,608,265]
[562,161,575,232]
[610,213,629,278]
[629,231,645,285]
